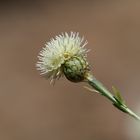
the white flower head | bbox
[36,32,89,83]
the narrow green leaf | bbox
[84,86,99,93]
[112,86,125,105]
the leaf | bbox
[112,86,125,105]
[84,86,99,93]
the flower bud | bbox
[63,56,89,82]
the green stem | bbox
[86,73,140,121]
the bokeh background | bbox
[0,0,140,140]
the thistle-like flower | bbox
[36,32,89,83]
[36,32,140,121]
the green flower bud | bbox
[63,56,89,82]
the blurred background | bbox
[0,0,140,140]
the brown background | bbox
[0,0,140,140]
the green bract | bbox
[63,56,89,82]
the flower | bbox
[36,32,140,121]
[36,32,89,83]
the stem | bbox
[86,73,140,121]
